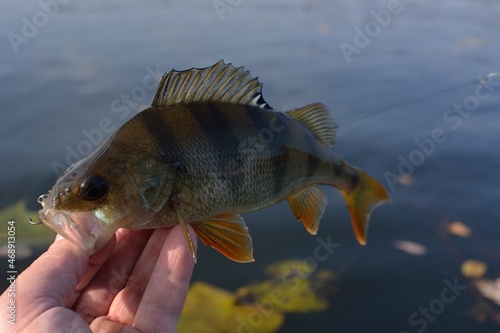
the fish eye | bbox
[79,175,108,201]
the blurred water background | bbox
[1,0,500,332]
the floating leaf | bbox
[235,260,337,313]
[461,260,488,278]
[447,221,472,238]
[393,240,427,256]
[397,174,413,186]
[264,259,316,279]
[179,260,337,332]
[475,278,500,305]
[179,282,284,333]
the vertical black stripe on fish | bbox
[281,115,320,192]
[243,108,284,198]
[272,145,294,199]
[304,135,321,181]
[233,105,270,201]
[271,113,293,198]
[136,107,185,166]
[188,104,241,197]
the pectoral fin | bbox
[287,186,328,235]
[191,214,254,263]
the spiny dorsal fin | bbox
[191,214,254,263]
[287,186,328,235]
[152,60,270,109]
[287,103,337,146]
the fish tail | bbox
[338,162,390,245]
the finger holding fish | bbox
[72,228,154,322]
[81,226,196,332]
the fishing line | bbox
[337,72,500,128]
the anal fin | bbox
[191,214,254,263]
[287,186,328,235]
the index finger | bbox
[133,225,197,332]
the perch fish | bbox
[34,61,390,263]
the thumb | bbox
[18,237,90,315]
[0,236,90,329]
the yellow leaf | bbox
[179,282,284,333]
[461,260,487,278]
[235,260,337,313]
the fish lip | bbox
[37,188,116,254]
[38,209,96,253]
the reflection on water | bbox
[1,0,499,332]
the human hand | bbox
[0,225,197,333]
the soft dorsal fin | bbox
[152,60,270,109]
[287,103,337,147]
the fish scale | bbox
[34,61,390,263]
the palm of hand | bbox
[0,226,196,333]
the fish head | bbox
[37,147,158,254]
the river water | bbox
[1,0,499,332]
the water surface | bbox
[1,1,499,332]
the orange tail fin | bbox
[340,166,390,245]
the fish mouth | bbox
[37,195,116,255]
[38,209,95,252]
